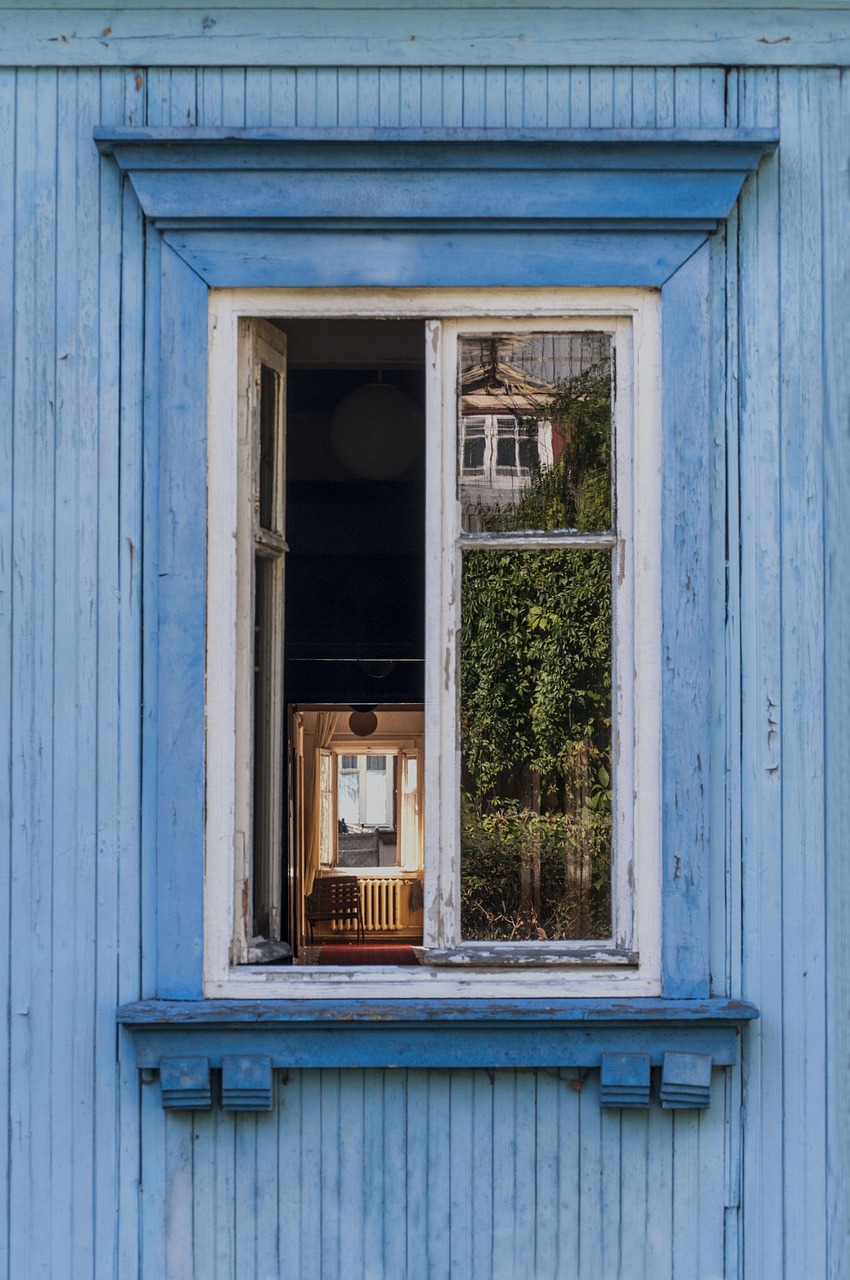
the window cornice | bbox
[95,126,777,288]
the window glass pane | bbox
[259,363,279,532]
[364,762,388,825]
[460,548,613,941]
[495,436,516,469]
[337,754,398,868]
[338,767,360,825]
[458,333,612,533]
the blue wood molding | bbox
[95,128,778,254]
[6,10,850,70]
[122,124,775,1001]
[120,998,757,1071]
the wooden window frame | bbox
[97,127,775,1036]
[205,288,662,1000]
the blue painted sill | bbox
[119,997,757,1070]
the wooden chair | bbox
[304,876,364,945]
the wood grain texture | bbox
[1,7,850,68]
[822,66,850,1280]
[0,51,847,1280]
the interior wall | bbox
[0,58,847,1280]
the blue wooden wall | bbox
[1,30,848,1280]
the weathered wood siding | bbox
[1,56,848,1279]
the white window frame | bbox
[205,288,662,1000]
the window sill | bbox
[119,996,757,1072]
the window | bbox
[205,289,661,998]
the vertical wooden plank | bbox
[51,66,102,1280]
[656,68,676,127]
[613,67,633,127]
[522,68,547,127]
[546,67,569,127]
[671,1112,701,1280]
[355,68,379,127]
[9,68,57,1280]
[442,68,463,127]
[139,1077,168,1280]
[151,244,208,998]
[234,1113,258,1280]
[555,1072,581,1278]
[469,1072,494,1280]
[618,1111,649,1280]
[569,67,590,127]
[777,67,828,1280]
[707,236,733,1014]
[254,1097,280,1279]
[98,66,143,1280]
[378,68,401,126]
[362,1072,386,1280]
[221,68,247,125]
[510,1074,536,1279]
[737,66,784,1280]
[145,67,170,127]
[126,64,145,125]
[699,67,727,127]
[504,67,524,128]
[577,1072,603,1278]
[199,67,224,125]
[245,69,272,126]
[462,67,485,128]
[269,68,297,127]
[425,1072,451,1278]
[631,68,657,127]
[318,1070,342,1279]
[211,1107,236,1280]
[673,67,702,126]
[278,1071,303,1280]
[0,67,15,1280]
[336,67,358,127]
[490,1072,515,1280]
[420,68,442,127]
[448,1072,474,1279]
[382,1070,409,1278]
[166,68,197,125]
[598,1108,621,1279]
[337,1069,366,1280]
[298,1071,322,1280]
[405,1070,429,1280]
[645,1109,674,1280]
[316,68,339,127]
[399,68,422,126]
[589,67,614,126]
[824,67,850,1280]
[483,67,507,128]
[190,1108,221,1280]
[660,240,712,998]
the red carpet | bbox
[317,944,420,966]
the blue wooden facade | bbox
[1,7,849,1278]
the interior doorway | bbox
[279,319,426,958]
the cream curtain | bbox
[303,712,338,897]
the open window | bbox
[206,291,661,995]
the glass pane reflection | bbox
[337,754,398,869]
[460,549,613,941]
[458,333,613,534]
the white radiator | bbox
[361,878,402,932]
[332,878,403,933]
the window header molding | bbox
[95,126,777,288]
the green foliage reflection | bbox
[460,362,614,941]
